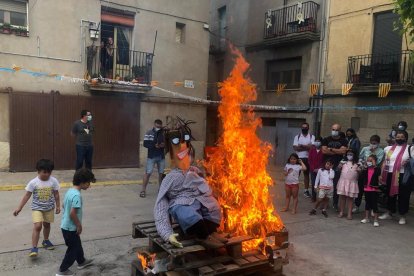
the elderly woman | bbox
[379,130,413,224]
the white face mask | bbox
[314,142,321,148]
[347,155,354,161]
[154,127,161,132]
[87,115,92,121]
[366,162,373,167]
[398,125,406,130]
[331,130,339,137]
[370,144,378,149]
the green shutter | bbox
[0,0,27,13]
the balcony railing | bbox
[347,51,414,85]
[86,46,153,85]
[264,1,319,39]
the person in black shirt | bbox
[71,110,94,171]
[322,123,348,210]
[141,119,165,198]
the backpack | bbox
[402,145,414,190]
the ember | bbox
[137,252,156,273]
[204,47,284,251]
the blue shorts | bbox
[169,200,222,233]
[145,157,165,174]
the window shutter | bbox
[0,0,27,13]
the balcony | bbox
[85,46,153,93]
[209,30,226,55]
[347,51,414,92]
[253,1,319,49]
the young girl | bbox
[308,136,325,202]
[337,149,361,219]
[360,155,381,227]
[282,153,307,214]
[309,159,334,217]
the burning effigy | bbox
[133,48,288,276]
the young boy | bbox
[309,159,335,217]
[13,159,60,257]
[56,169,95,276]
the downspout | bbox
[314,0,330,136]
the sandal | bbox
[337,213,344,218]
[140,191,146,198]
[281,208,289,212]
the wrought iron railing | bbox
[264,1,319,39]
[86,46,153,85]
[347,51,414,85]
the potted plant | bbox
[2,23,11,34]
[18,26,28,36]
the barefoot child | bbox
[309,159,334,217]
[282,153,307,214]
[337,149,361,220]
[57,169,95,276]
[360,155,381,227]
[13,159,60,257]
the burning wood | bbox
[204,47,284,252]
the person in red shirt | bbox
[308,136,324,202]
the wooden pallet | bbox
[131,220,289,276]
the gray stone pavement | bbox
[1,166,414,275]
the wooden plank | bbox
[226,243,242,258]
[245,256,260,263]
[233,258,249,267]
[133,219,155,225]
[210,263,226,272]
[142,227,158,234]
[223,264,240,271]
[255,254,268,261]
[198,266,214,276]
[175,256,232,271]
[170,245,206,255]
[226,235,253,245]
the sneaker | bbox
[360,218,369,224]
[373,221,379,227]
[304,190,311,198]
[379,213,392,220]
[399,217,406,225]
[42,239,55,250]
[352,206,359,213]
[29,247,38,257]
[78,259,94,270]
[56,269,74,276]
[309,209,317,215]
[321,210,328,218]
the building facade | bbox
[322,0,414,145]
[208,0,325,165]
[0,0,210,171]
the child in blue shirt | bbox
[57,169,95,276]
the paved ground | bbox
[1,166,414,275]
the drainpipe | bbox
[314,0,330,137]
[0,19,97,63]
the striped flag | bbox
[341,83,353,96]
[378,83,391,98]
[276,83,287,95]
[309,83,320,96]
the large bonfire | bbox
[204,48,283,251]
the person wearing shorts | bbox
[309,160,335,217]
[13,159,60,257]
[141,119,166,198]
[282,153,307,214]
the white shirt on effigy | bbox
[293,133,315,158]
[284,164,302,185]
[384,145,414,173]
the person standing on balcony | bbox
[105,37,114,79]
[71,110,94,171]
[293,122,315,198]
[321,123,348,210]
[99,40,107,77]
[141,119,165,198]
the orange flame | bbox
[204,47,284,251]
[137,252,156,272]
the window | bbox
[0,0,27,27]
[266,57,302,90]
[175,22,185,43]
[218,6,226,49]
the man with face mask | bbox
[72,110,94,171]
[321,123,348,210]
[293,122,315,198]
[387,121,408,146]
[141,119,165,198]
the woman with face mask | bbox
[346,128,361,155]
[379,130,413,225]
[353,135,385,213]
[336,149,361,219]
[308,136,324,202]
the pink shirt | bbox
[364,168,379,192]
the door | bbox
[274,119,305,166]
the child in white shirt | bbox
[309,159,334,217]
[282,153,307,214]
